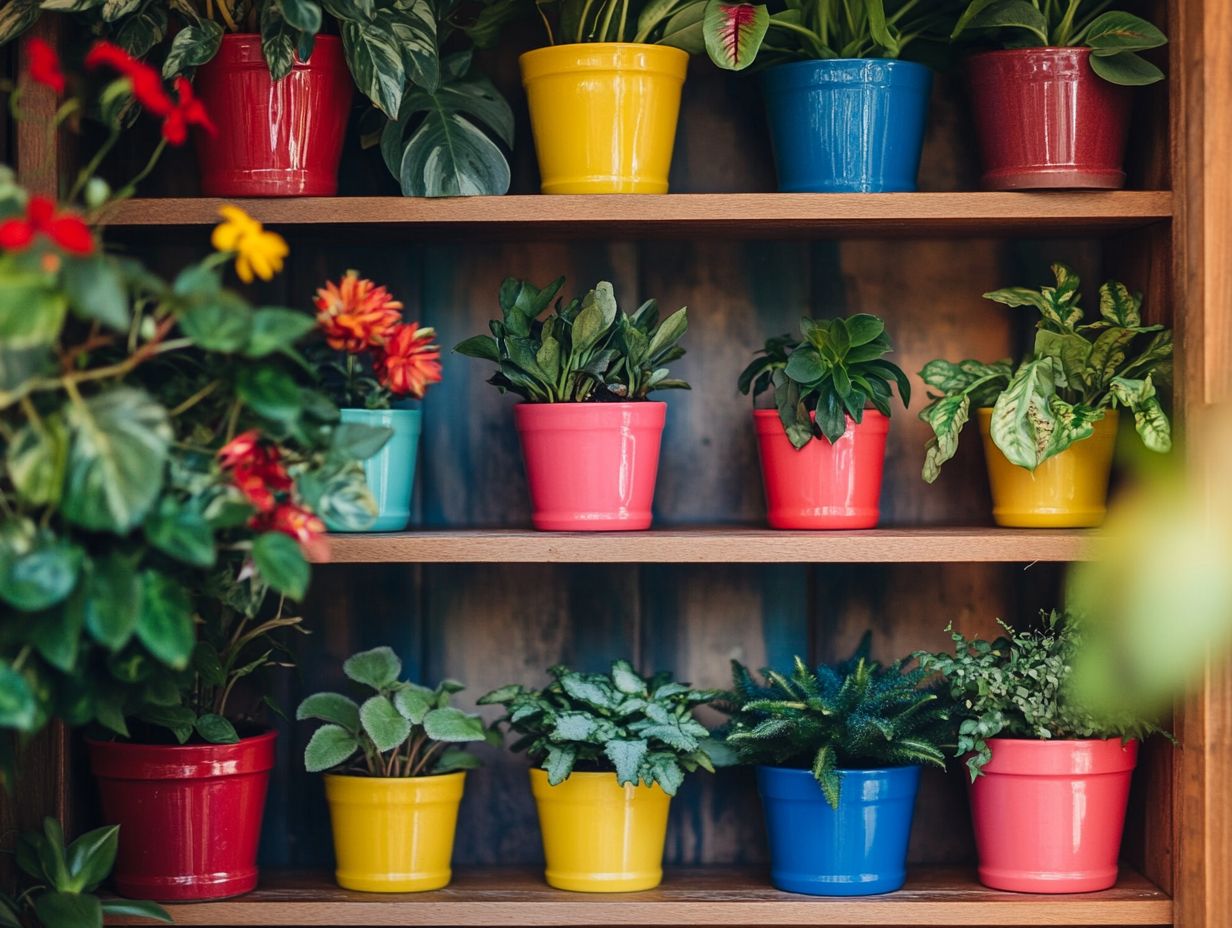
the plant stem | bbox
[168,379,221,418]
[617,0,630,43]
[1054,0,1082,45]
[67,125,120,205]
[598,0,619,43]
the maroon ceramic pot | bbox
[966,47,1132,190]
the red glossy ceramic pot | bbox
[966,48,1132,190]
[193,34,353,196]
[514,402,666,531]
[754,409,888,530]
[88,730,276,901]
[968,738,1138,893]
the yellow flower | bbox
[211,205,289,284]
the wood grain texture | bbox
[14,19,70,196]
[104,867,1172,926]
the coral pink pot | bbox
[514,402,666,531]
[968,738,1138,893]
[87,731,276,901]
[754,409,888,530]
[966,48,1132,190]
[194,34,353,197]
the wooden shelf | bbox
[316,526,1094,564]
[98,192,1173,239]
[107,866,1171,926]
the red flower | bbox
[375,323,442,398]
[0,196,94,255]
[315,271,403,352]
[218,431,293,513]
[218,430,262,470]
[251,502,329,561]
[27,37,65,94]
[84,40,174,117]
[161,77,215,146]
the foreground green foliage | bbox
[719,637,952,807]
[479,661,719,795]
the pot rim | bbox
[218,32,342,46]
[966,45,1093,63]
[517,399,668,409]
[982,736,1139,747]
[756,762,921,776]
[752,407,888,420]
[766,56,933,76]
[519,41,689,77]
[86,728,276,754]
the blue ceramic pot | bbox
[757,764,921,896]
[330,408,421,533]
[761,59,933,193]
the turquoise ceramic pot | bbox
[330,408,421,533]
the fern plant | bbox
[720,637,953,808]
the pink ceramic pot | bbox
[754,409,888,530]
[968,738,1138,893]
[514,402,666,531]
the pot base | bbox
[977,864,1119,895]
[981,167,1126,191]
[544,869,663,893]
[335,869,452,893]
[990,505,1108,529]
[200,169,338,198]
[115,869,257,903]
[770,869,906,897]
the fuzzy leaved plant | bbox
[739,314,911,447]
[455,277,689,403]
[720,637,952,808]
[478,661,719,796]
[297,647,495,777]
[919,263,1173,482]
[917,611,1167,780]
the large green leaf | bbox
[1083,11,1167,53]
[162,19,224,77]
[260,3,298,80]
[64,824,118,893]
[657,1,706,52]
[29,585,86,672]
[0,664,36,730]
[423,706,486,742]
[703,0,769,71]
[136,570,194,669]
[344,645,401,689]
[1034,329,1091,390]
[245,307,316,358]
[1110,376,1172,452]
[83,553,141,650]
[33,891,101,928]
[237,365,303,422]
[990,358,1055,470]
[605,738,648,785]
[1089,50,1165,85]
[304,723,359,772]
[0,535,81,612]
[0,271,68,349]
[341,18,406,117]
[400,110,510,197]
[298,692,361,730]
[1098,281,1143,327]
[252,531,309,599]
[99,900,171,924]
[383,2,439,93]
[7,415,68,507]
[360,695,412,751]
[180,295,254,353]
[63,256,130,332]
[962,0,1048,44]
[280,0,323,33]
[921,393,970,484]
[61,387,171,533]
[144,496,216,568]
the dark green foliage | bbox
[478,661,719,796]
[719,636,952,807]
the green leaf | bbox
[245,308,316,358]
[605,739,648,785]
[658,1,706,52]
[297,692,361,730]
[30,587,86,672]
[434,748,482,772]
[33,891,101,928]
[611,660,647,696]
[344,645,402,689]
[7,415,68,507]
[990,359,1056,470]
[360,695,412,751]
[83,553,140,650]
[260,3,298,80]
[252,531,309,599]
[784,347,824,383]
[63,256,130,332]
[180,296,254,353]
[341,18,406,117]
[0,0,39,45]
[1034,329,1092,390]
[544,744,576,785]
[161,19,224,76]
[0,272,67,349]
[963,0,1048,43]
[0,535,80,612]
[982,285,1050,312]
[1089,50,1165,85]
[136,570,194,670]
[400,111,511,197]
[551,712,596,741]
[138,704,195,744]
[383,1,439,92]
[304,723,360,772]
[195,713,240,744]
[703,0,769,71]
[1110,376,1172,452]
[1043,396,1100,462]
[393,687,432,724]
[454,335,500,361]
[921,394,970,484]
[812,744,839,808]
[0,665,37,731]
[648,754,684,795]
[100,900,172,924]
[845,313,885,348]
[423,706,487,742]
[1083,11,1167,53]
[1098,281,1142,327]
[237,364,304,423]
[331,422,393,461]
[144,497,215,568]
[647,307,688,360]
[280,0,323,33]
[1087,326,1139,387]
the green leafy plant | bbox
[951,1,1167,85]
[516,0,710,49]
[478,661,720,796]
[738,314,911,447]
[2,1,514,197]
[918,263,1173,482]
[454,278,690,403]
[297,646,495,777]
[703,0,958,72]
[917,610,1167,779]
[0,819,169,928]
[719,637,952,807]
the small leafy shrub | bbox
[520,0,709,46]
[917,610,1167,780]
[919,263,1173,482]
[455,278,690,403]
[738,314,911,447]
[719,637,951,807]
[478,661,719,796]
[298,646,494,777]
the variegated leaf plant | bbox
[919,263,1174,483]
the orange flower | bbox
[315,270,402,352]
[375,322,442,399]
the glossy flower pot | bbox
[758,765,921,896]
[530,769,671,892]
[87,731,275,901]
[969,738,1138,893]
[754,409,889,529]
[520,43,688,194]
[966,48,1133,190]
[978,408,1118,527]
[328,408,421,533]
[194,34,353,197]
[762,59,933,193]
[324,772,465,892]
[514,402,666,531]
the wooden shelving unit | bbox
[110,867,1172,927]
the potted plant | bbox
[479,661,719,892]
[719,639,951,896]
[952,1,1168,189]
[3,4,514,198]
[918,610,1166,893]
[918,263,1173,527]
[702,0,955,192]
[516,0,708,193]
[455,277,689,531]
[738,314,910,529]
[0,49,380,901]
[310,270,441,532]
[297,646,494,892]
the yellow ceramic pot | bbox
[519,43,689,194]
[530,768,671,892]
[978,407,1118,528]
[323,771,465,892]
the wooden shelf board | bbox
[108,866,1172,926]
[98,192,1173,238]
[316,526,1094,564]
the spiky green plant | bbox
[720,637,953,807]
